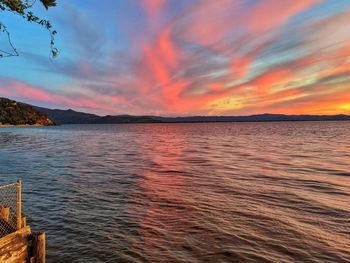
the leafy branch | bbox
[0,0,58,58]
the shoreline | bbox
[0,124,44,128]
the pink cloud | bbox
[141,0,166,18]
[0,81,122,114]
[248,0,321,33]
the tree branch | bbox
[0,0,58,58]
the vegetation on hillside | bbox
[0,97,54,125]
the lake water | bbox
[0,122,349,263]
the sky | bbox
[0,0,350,116]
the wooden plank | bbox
[0,226,31,263]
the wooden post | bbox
[0,206,10,222]
[17,180,22,230]
[33,232,45,263]
[21,216,26,228]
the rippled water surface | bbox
[0,122,350,262]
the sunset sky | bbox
[0,0,350,116]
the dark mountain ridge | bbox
[35,106,100,124]
[34,105,350,124]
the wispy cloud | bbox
[1,0,349,115]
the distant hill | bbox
[0,97,54,126]
[155,114,350,123]
[35,107,100,124]
[95,115,161,124]
[34,107,162,124]
[33,105,350,124]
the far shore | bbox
[0,124,44,128]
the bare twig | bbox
[0,22,19,57]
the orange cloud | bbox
[230,56,252,79]
[157,27,177,68]
[270,89,350,115]
[250,68,296,95]
[143,44,170,85]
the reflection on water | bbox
[0,122,350,262]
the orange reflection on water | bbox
[130,131,189,258]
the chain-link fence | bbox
[0,181,21,238]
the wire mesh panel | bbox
[0,182,20,238]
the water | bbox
[0,122,349,263]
